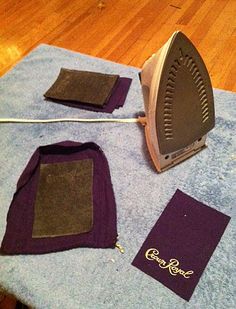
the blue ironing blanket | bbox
[0,44,235,308]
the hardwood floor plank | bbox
[197,0,236,89]
[177,0,206,25]
[81,0,143,56]
[190,0,229,46]
[94,0,151,58]
[0,0,235,91]
[128,0,188,67]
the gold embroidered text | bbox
[145,248,194,279]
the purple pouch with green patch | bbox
[1,141,117,254]
[44,68,132,113]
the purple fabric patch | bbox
[132,189,230,301]
[45,77,132,113]
[1,141,117,254]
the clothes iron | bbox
[0,31,215,173]
[139,31,215,172]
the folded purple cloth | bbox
[44,69,120,106]
[132,189,230,301]
[44,68,132,113]
[1,141,117,254]
[47,77,132,113]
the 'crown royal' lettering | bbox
[145,248,194,279]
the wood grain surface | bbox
[0,0,235,91]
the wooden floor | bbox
[0,0,236,91]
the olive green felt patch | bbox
[32,159,93,238]
[44,68,119,106]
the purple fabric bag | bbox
[132,189,231,301]
[44,68,132,113]
[1,141,117,254]
[48,77,132,113]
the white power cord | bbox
[0,118,140,124]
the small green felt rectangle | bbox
[44,68,119,106]
[32,159,93,238]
